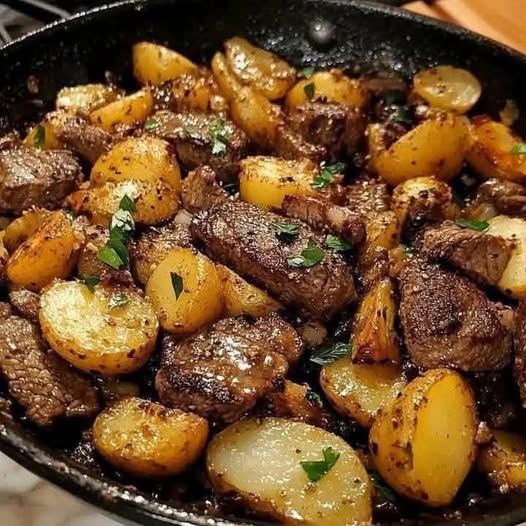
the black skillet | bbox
[0,1,526,525]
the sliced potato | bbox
[211,51,243,101]
[369,369,478,506]
[207,418,372,525]
[7,211,80,291]
[467,116,526,182]
[91,135,181,190]
[239,156,317,209]
[3,209,50,253]
[40,281,158,375]
[321,360,406,428]
[89,89,153,131]
[146,248,223,334]
[478,430,526,490]
[216,264,282,317]
[413,66,481,114]
[286,70,369,110]
[56,83,122,115]
[486,215,526,298]
[93,397,208,478]
[133,41,197,86]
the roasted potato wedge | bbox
[207,418,372,525]
[467,116,526,182]
[321,360,406,428]
[40,281,158,375]
[56,83,122,115]
[7,211,80,291]
[93,397,208,478]
[133,42,197,86]
[239,156,317,209]
[369,369,478,506]
[3,209,50,254]
[146,248,223,334]
[211,51,243,101]
[159,70,219,112]
[91,135,181,191]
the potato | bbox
[321,360,406,428]
[24,120,62,149]
[146,248,223,334]
[67,179,179,227]
[93,397,208,478]
[211,51,243,101]
[370,113,470,185]
[133,42,197,86]
[351,278,400,363]
[91,135,181,190]
[230,86,283,147]
[486,215,526,298]
[56,83,122,115]
[216,264,282,317]
[7,211,80,291]
[224,37,296,100]
[285,70,369,110]
[369,369,478,506]
[3,209,49,253]
[365,211,400,251]
[89,89,153,131]
[467,116,526,182]
[40,281,158,375]
[239,156,317,210]
[478,430,526,490]
[207,418,372,525]
[161,70,218,112]
[413,66,481,114]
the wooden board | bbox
[403,0,526,55]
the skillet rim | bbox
[0,1,526,525]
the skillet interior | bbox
[0,1,526,524]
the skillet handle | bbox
[1,0,70,23]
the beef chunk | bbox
[181,165,230,212]
[156,314,302,422]
[467,179,526,219]
[361,75,408,98]
[514,301,526,407]
[0,145,83,214]
[191,200,357,319]
[281,194,365,245]
[273,125,326,163]
[416,221,512,286]
[0,315,99,426]
[8,288,40,324]
[150,110,249,182]
[345,176,391,220]
[399,258,512,371]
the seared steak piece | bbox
[273,125,326,163]
[361,75,408,97]
[399,258,512,371]
[466,179,526,219]
[345,176,391,220]
[0,314,99,426]
[0,145,82,214]
[191,200,357,319]
[149,110,249,182]
[281,194,365,245]
[181,166,230,212]
[156,314,302,422]
[416,221,512,286]
[8,288,40,324]
[514,301,526,407]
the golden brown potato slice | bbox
[3,209,50,254]
[40,281,159,375]
[93,397,208,478]
[160,70,220,112]
[211,51,243,101]
[207,418,372,525]
[321,360,406,428]
[56,83,122,115]
[369,369,478,506]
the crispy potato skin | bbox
[211,51,243,102]
[207,418,372,525]
[93,397,208,478]
[40,281,159,375]
[146,248,223,334]
[369,369,478,506]
[56,83,122,115]
[3,209,49,254]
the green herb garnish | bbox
[304,82,315,101]
[369,472,398,502]
[300,447,340,482]
[109,292,129,309]
[300,67,314,79]
[144,118,159,132]
[272,221,300,243]
[511,143,526,155]
[287,239,325,268]
[33,125,46,148]
[382,90,404,106]
[209,118,230,156]
[80,275,99,293]
[170,272,184,299]
[119,194,136,213]
[390,105,412,124]
[98,246,124,269]
[305,390,323,407]
[455,218,489,232]
[325,234,351,252]
[310,342,352,365]
[311,162,346,190]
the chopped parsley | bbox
[170,272,184,299]
[455,218,489,232]
[209,118,230,156]
[33,124,46,148]
[390,105,412,124]
[287,239,324,268]
[272,221,300,243]
[144,117,159,131]
[311,162,346,190]
[382,90,405,106]
[300,67,314,79]
[310,342,352,365]
[80,275,99,293]
[119,194,136,213]
[369,471,398,502]
[109,292,129,309]
[511,143,526,155]
[325,234,351,252]
[303,82,315,101]
[300,447,340,482]
[305,390,323,407]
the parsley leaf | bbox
[304,82,315,100]
[80,275,99,293]
[209,118,230,157]
[511,143,526,155]
[119,194,136,213]
[310,342,352,365]
[98,246,124,269]
[144,117,159,131]
[300,67,314,79]
[272,221,300,243]
[325,234,351,252]
[455,218,489,232]
[390,105,412,124]
[300,447,340,482]
[171,272,184,299]
[33,124,46,148]
[305,390,323,407]
[369,472,398,502]
[311,162,346,190]
[287,239,324,268]
[109,292,129,309]
[382,90,404,106]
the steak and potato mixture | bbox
[1,38,526,524]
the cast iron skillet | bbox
[0,1,526,524]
